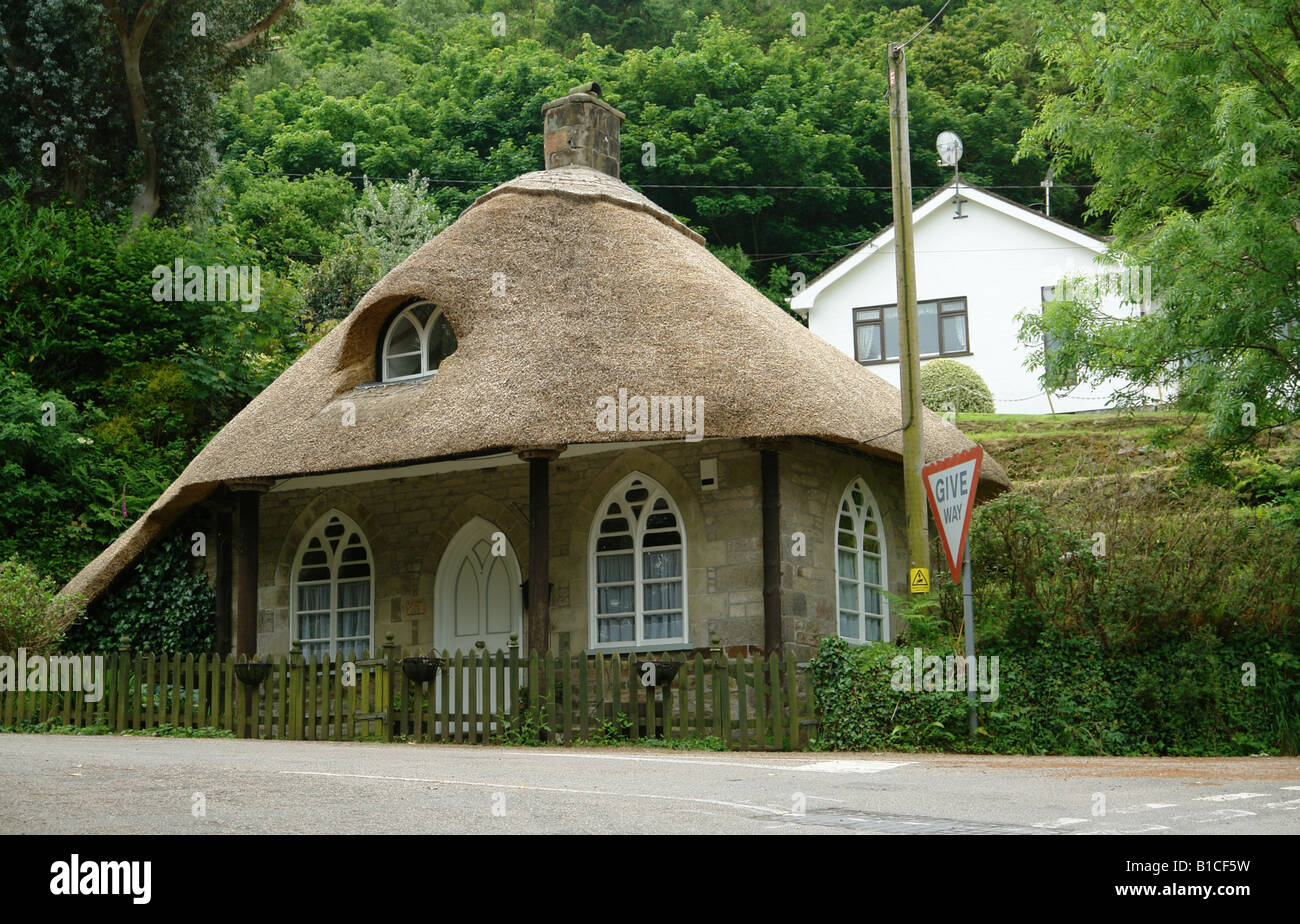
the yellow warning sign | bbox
[909,568,931,594]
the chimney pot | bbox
[541,83,625,179]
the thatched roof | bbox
[62,165,1008,605]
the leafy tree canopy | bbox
[1015,0,1299,450]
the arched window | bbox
[292,511,373,660]
[835,478,888,643]
[590,473,687,647]
[379,300,457,382]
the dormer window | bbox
[380,300,457,382]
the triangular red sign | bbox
[922,446,983,582]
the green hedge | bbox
[809,631,1300,755]
[809,478,1300,755]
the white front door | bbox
[434,517,523,656]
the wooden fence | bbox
[0,635,818,750]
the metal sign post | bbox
[921,446,984,737]
[961,538,977,735]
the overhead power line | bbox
[900,0,956,47]
[236,168,1094,193]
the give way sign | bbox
[922,446,983,581]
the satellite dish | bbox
[936,131,963,167]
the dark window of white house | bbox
[1040,286,1078,388]
[854,298,969,364]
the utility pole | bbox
[888,41,931,582]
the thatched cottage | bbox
[63,83,1007,660]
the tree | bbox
[214,3,1072,299]
[0,0,299,219]
[0,180,302,578]
[1016,0,1299,448]
[295,171,451,327]
[348,171,452,273]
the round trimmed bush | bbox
[920,359,995,415]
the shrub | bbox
[920,359,995,415]
[808,631,1300,756]
[808,637,972,751]
[955,486,1300,647]
[63,530,215,653]
[0,558,83,650]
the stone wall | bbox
[243,438,906,659]
[778,441,909,658]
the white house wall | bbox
[805,193,1148,415]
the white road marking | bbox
[1032,817,1089,829]
[1282,786,1300,791]
[787,760,912,774]
[1194,792,1268,801]
[280,769,790,815]
[1171,808,1257,823]
[1112,803,1178,814]
[1262,798,1300,810]
[527,751,911,773]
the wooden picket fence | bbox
[0,637,818,750]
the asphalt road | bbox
[1,734,1298,834]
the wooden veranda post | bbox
[231,480,272,657]
[213,497,234,656]
[519,447,563,653]
[757,442,784,654]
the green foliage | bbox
[123,723,236,739]
[636,735,726,750]
[546,0,685,52]
[494,690,552,745]
[221,167,358,269]
[813,467,1300,756]
[963,487,1300,646]
[0,720,113,736]
[0,184,302,580]
[587,712,633,745]
[0,0,300,216]
[920,359,995,415]
[0,720,235,739]
[1015,0,1299,454]
[1233,458,1300,526]
[294,236,385,326]
[216,1,1072,303]
[809,631,1300,756]
[808,637,971,752]
[347,171,452,274]
[0,558,83,650]
[66,532,216,654]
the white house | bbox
[791,181,1154,414]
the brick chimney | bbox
[541,82,625,178]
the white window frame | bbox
[588,472,689,650]
[835,478,889,644]
[290,510,375,659]
[380,300,455,382]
